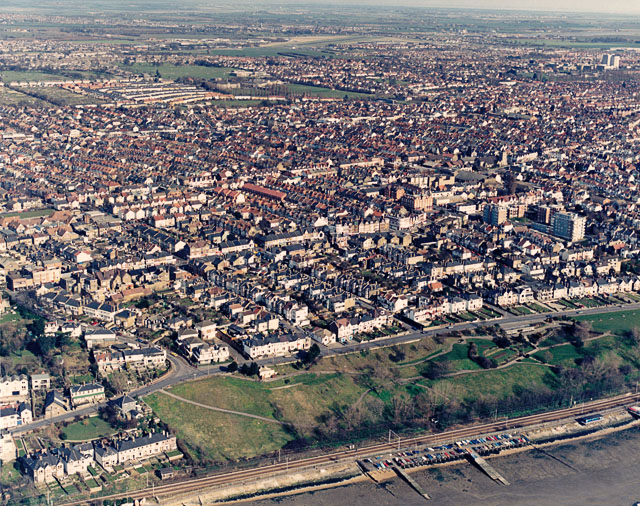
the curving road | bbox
[11,300,640,435]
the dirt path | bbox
[158,390,285,425]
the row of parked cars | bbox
[365,433,529,471]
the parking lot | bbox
[359,433,529,472]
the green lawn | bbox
[70,373,95,385]
[0,87,49,107]
[528,303,551,313]
[23,86,104,105]
[429,363,551,401]
[534,344,582,365]
[120,63,239,80]
[0,461,23,485]
[166,373,364,430]
[487,348,518,365]
[575,309,640,334]
[435,343,482,371]
[0,310,21,324]
[8,348,40,369]
[469,338,497,355]
[0,70,69,82]
[145,392,294,462]
[61,417,116,441]
[478,308,500,318]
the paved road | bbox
[12,300,640,434]
[10,353,195,434]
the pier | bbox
[393,465,431,501]
[467,451,510,485]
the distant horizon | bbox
[4,0,640,16]
[337,0,640,15]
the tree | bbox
[239,362,259,376]
[108,371,128,395]
[136,298,151,309]
[421,360,451,380]
[304,343,321,365]
[388,346,406,363]
[389,394,415,425]
[35,335,56,357]
[493,335,511,348]
[0,322,26,357]
[226,361,238,373]
[468,342,479,360]
[571,320,591,341]
[28,318,45,338]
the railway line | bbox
[58,390,640,506]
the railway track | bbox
[58,391,640,506]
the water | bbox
[249,426,640,506]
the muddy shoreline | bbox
[248,425,640,506]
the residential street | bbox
[11,301,639,435]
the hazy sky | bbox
[374,0,640,15]
[10,0,640,16]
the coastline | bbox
[244,423,640,506]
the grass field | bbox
[528,302,551,313]
[25,86,104,105]
[145,321,636,464]
[511,306,534,315]
[434,341,490,371]
[575,309,640,334]
[120,63,239,80]
[533,344,583,365]
[0,70,70,83]
[150,361,528,462]
[145,391,294,462]
[0,461,22,485]
[0,86,52,107]
[428,363,551,401]
[61,417,116,441]
[7,349,40,370]
[165,373,365,429]
[0,310,21,324]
